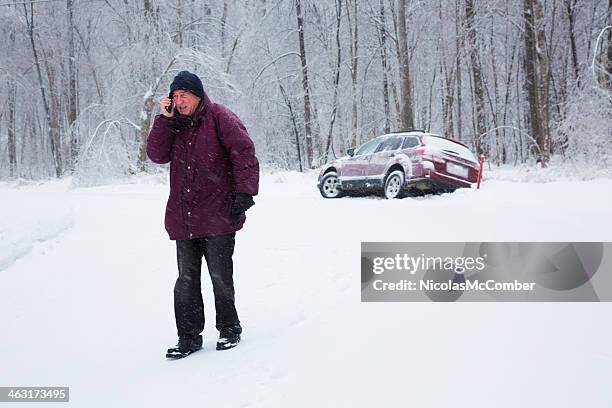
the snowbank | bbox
[0,180,75,271]
[483,155,612,183]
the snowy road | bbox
[1,171,611,407]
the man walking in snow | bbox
[147,71,259,359]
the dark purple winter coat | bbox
[147,94,259,240]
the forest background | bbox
[0,0,610,184]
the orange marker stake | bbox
[477,154,485,189]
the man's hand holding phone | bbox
[161,96,174,117]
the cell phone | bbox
[165,93,174,113]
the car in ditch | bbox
[317,131,480,199]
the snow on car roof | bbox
[424,134,471,149]
[382,131,468,147]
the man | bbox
[147,71,259,359]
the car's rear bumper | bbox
[415,169,473,188]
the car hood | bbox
[327,155,352,166]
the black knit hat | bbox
[169,71,205,99]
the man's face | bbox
[172,90,201,116]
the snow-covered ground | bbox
[1,169,611,407]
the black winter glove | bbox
[230,193,255,225]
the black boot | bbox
[216,328,241,351]
[166,334,203,359]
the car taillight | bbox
[416,149,426,155]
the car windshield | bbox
[353,138,381,156]
[422,136,477,162]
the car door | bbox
[340,138,382,189]
[364,136,403,187]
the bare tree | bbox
[378,0,391,133]
[606,0,612,90]
[295,0,314,168]
[67,0,78,170]
[7,78,17,178]
[564,0,581,88]
[347,0,360,146]
[138,1,164,171]
[323,0,343,162]
[523,0,550,166]
[6,13,17,178]
[41,45,62,174]
[439,0,455,138]
[220,1,228,58]
[455,0,463,142]
[397,0,414,130]
[465,0,487,155]
[24,3,60,177]
[534,0,550,164]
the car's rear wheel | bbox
[384,170,405,199]
[320,172,343,198]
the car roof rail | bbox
[391,128,428,133]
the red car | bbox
[317,131,479,199]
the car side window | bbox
[353,139,381,156]
[376,137,403,152]
[402,137,419,149]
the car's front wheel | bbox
[319,172,343,198]
[384,170,405,199]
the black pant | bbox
[174,233,241,337]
